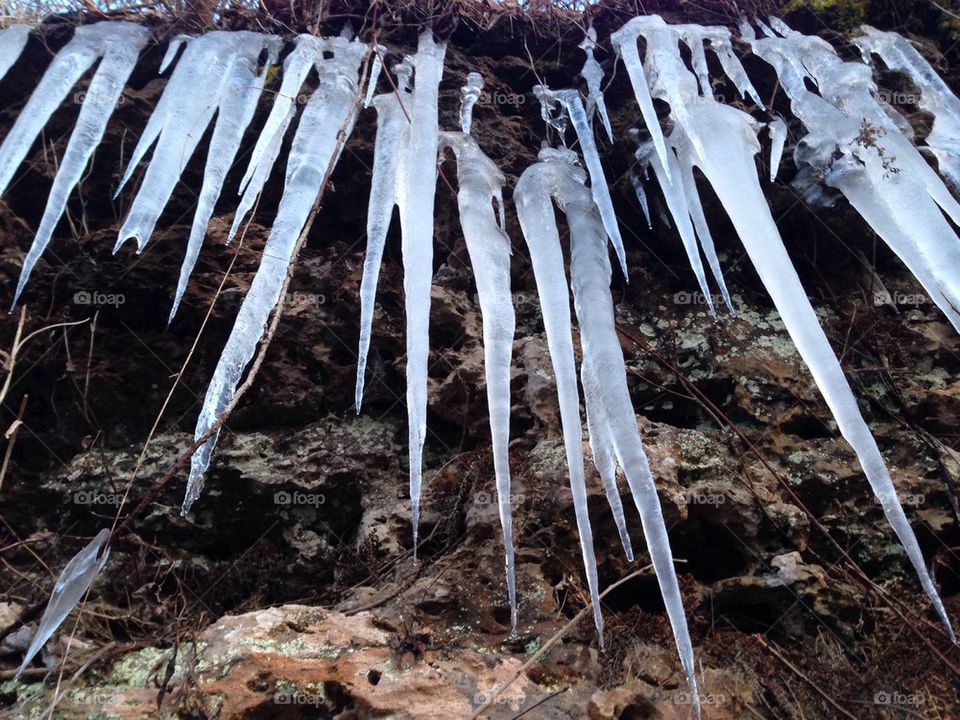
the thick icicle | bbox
[440,119,517,630]
[184,36,369,513]
[534,86,628,279]
[114,31,279,259]
[230,35,330,240]
[394,31,447,556]
[564,147,700,716]
[16,529,110,678]
[610,24,672,180]
[516,147,702,714]
[767,115,787,181]
[672,67,957,640]
[11,22,151,308]
[579,27,613,142]
[854,25,960,189]
[0,25,104,196]
[0,24,30,83]
[514,146,604,642]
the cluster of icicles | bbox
[5,15,960,711]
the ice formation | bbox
[0,24,30,83]
[112,31,281,321]
[534,85,628,278]
[352,31,447,555]
[7,14,960,676]
[438,77,516,629]
[515,145,700,715]
[229,35,329,242]
[16,529,110,678]
[579,27,613,142]
[854,25,960,190]
[6,22,151,308]
[616,13,955,640]
[183,34,371,513]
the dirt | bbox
[2,1,960,718]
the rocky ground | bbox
[2,1,960,718]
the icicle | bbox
[534,86,628,279]
[460,72,482,134]
[582,356,634,560]
[184,36,370,513]
[767,115,787,182]
[0,24,30,83]
[158,34,188,74]
[745,17,960,333]
[610,22,672,181]
[854,25,960,189]
[671,66,957,640]
[579,26,613,142]
[0,25,105,197]
[634,138,716,318]
[10,22,151,308]
[514,146,604,642]
[439,125,517,631]
[230,35,328,242]
[395,31,447,557]
[16,529,110,678]
[169,35,282,321]
[363,44,385,109]
[356,59,412,412]
[113,31,279,257]
[674,149,735,315]
[516,146,702,716]
[628,168,653,229]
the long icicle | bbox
[184,36,369,513]
[11,22,151,308]
[394,31,447,557]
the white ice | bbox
[767,115,787,181]
[9,22,151,308]
[114,31,279,266]
[0,24,30,83]
[516,146,701,716]
[460,71,482,134]
[394,31,447,555]
[579,27,613,142]
[184,36,369,513]
[440,113,517,628]
[534,86,628,278]
[855,25,960,190]
[16,529,110,678]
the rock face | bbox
[2,2,960,718]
